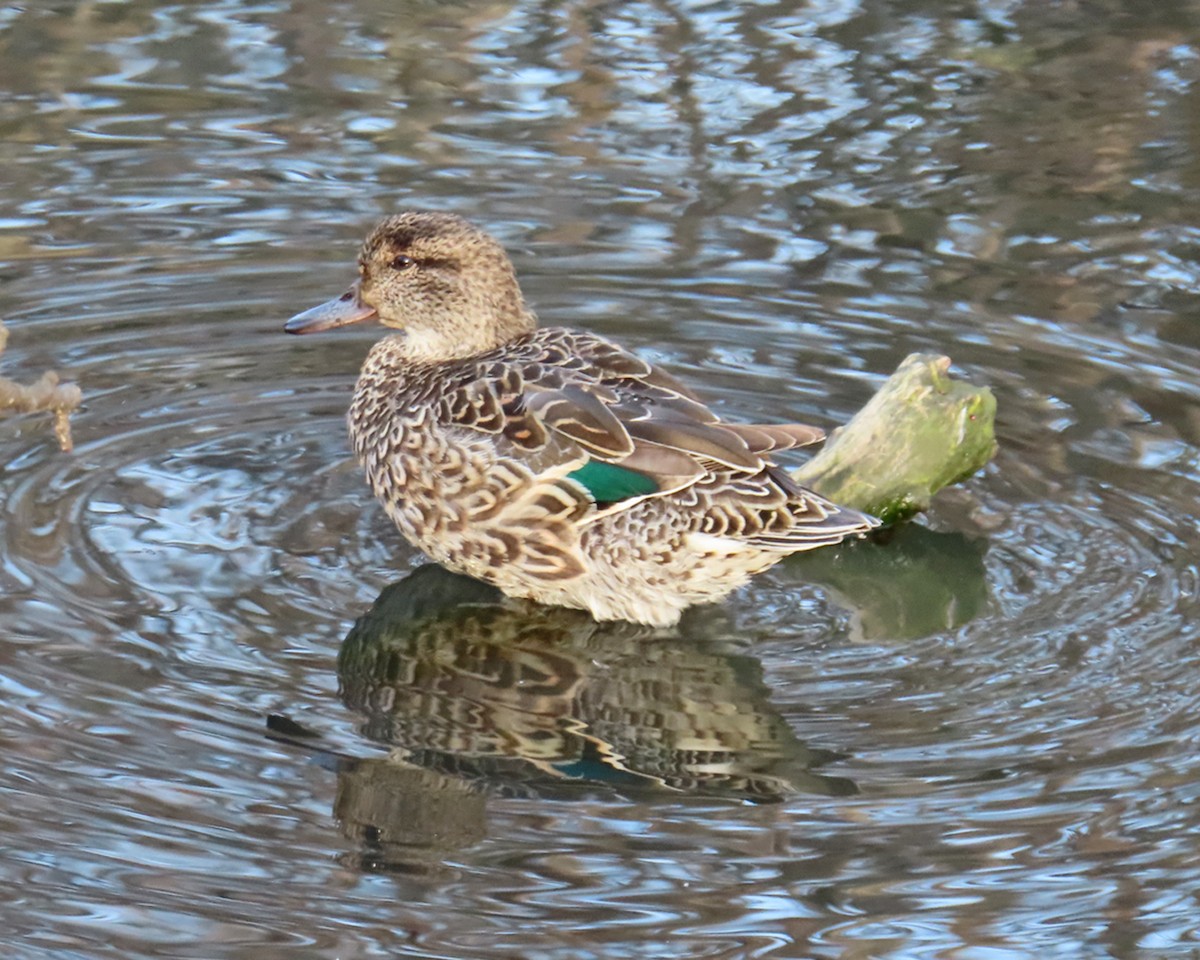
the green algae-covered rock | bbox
[795,354,996,524]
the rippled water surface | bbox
[4,1,1200,957]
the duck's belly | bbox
[355,423,783,626]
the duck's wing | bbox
[445,329,830,512]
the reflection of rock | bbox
[337,565,856,803]
[789,523,989,642]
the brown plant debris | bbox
[0,320,83,452]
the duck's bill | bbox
[284,284,377,334]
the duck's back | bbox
[349,327,876,625]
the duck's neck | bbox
[349,336,419,477]
[374,266,538,362]
[393,313,535,363]
[355,333,433,391]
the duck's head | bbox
[284,211,536,360]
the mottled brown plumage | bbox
[285,212,879,625]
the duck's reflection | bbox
[332,758,486,870]
[335,564,853,821]
[330,525,988,860]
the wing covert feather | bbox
[438,329,838,523]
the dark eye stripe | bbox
[385,254,458,272]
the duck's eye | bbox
[391,254,416,271]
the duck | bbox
[285,212,879,626]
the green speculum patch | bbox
[568,460,659,504]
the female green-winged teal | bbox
[285,212,878,626]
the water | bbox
[3,1,1200,957]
